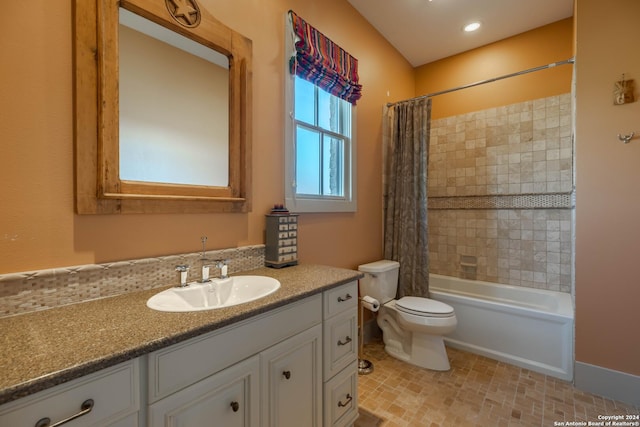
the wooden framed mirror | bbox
[74,0,252,214]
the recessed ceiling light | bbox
[464,22,481,32]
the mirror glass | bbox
[118,9,229,186]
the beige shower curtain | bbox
[382,97,431,298]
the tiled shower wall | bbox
[427,93,573,293]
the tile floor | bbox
[358,340,639,426]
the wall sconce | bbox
[614,74,635,105]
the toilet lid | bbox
[396,296,454,317]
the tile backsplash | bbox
[0,245,265,318]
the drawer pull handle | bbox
[35,398,94,427]
[230,401,240,412]
[337,294,352,302]
[337,336,352,346]
[283,370,291,379]
[338,393,353,408]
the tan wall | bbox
[415,18,574,120]
[0,0,414,274]
[574,0,640,375]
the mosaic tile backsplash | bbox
[427,94,574,293]
[0,245,265,318]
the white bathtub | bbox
[429,273,574,381]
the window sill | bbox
[285,196,357,213]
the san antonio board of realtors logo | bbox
[165,0,201,28]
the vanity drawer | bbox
[323,360,358,427]
[323,281,358,319]
[323,310,358,379]
[0,359,139,427]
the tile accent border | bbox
[428,192,575,210]
[0,245,265,318]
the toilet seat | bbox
[396,296,454,318]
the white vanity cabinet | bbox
[147,281,359,427]
[0,359,140,427]
[147,294,323,427]
[322,282,359,427]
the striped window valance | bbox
[288,10,363,105]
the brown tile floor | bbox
[358,340,639,426]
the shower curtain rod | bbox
[386,57,575,107]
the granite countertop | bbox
[0,264,363,405]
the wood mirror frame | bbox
[74,0,252,214]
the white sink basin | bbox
[146,275,281,312]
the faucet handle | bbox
[175,265,190,287]
[214,260,229,279]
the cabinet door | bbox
[148,355,260,427]
[261,324,322,427]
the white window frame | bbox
[284,30,357,213]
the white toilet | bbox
[358,260,457,371]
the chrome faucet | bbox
[175,265,190,287]
[215,259,229,279]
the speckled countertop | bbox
[0,264,362,405]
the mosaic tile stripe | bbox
[0,245,266,318]
[428,192,575,210]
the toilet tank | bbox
[358,260,400,304]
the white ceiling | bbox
[347,0,574,67]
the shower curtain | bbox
[382,97,431,298]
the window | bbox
[285,12,359,213]
[285,76,356,212]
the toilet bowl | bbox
[358,260,457,371]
